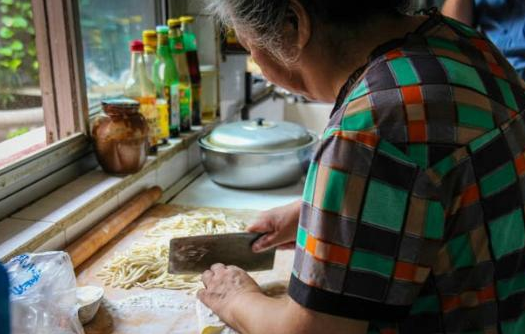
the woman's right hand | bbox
[247,199,302,253]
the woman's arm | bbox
[198,264,368,334]
[229,293,369,334]
[442,0,475,26]
[248,199,302,252]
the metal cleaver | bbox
[168,232,276,274]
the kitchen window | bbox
[0,0,166,218]
[0,0,89,171]
[0,0,90,219]
[79,0,164,114]
[0,0,45,168]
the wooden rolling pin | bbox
[65,186,162,268]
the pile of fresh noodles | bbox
[97,210,246,292]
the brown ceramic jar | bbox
[92,98,149,174]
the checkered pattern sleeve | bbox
[288,129,445,321]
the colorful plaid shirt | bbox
[289,12,525,334]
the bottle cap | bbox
[130,40,144,52]
[142,30,157,47]
[179,16,194,24]
[143,30,156,39]
[167,18,181,28]
[156,25,169,34]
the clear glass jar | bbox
[200,65,218,122]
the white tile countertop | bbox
[169,173,304,211]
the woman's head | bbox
[209,0,408,101]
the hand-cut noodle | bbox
[97,210,246,292]
[146,210,246,240]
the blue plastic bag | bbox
[6,252,83,334]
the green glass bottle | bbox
[180,16,202,126]
[168,18,192,132]
[153,25,180,138]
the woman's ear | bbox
[282,0,311,53]
[289,0,311,49]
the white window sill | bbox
[0,126,208,262]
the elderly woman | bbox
[198,1,525,333]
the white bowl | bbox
[76,286,104,325]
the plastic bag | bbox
[6,252,84,334]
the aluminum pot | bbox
[199,119,318,189]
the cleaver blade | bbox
[168,233,275,274]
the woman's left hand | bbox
[197,263,263,326]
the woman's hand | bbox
[247,200,302,253]
[197,264,262,327]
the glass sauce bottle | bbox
[154,25,181,138]
[143,30,169,145]
[168,18,192,132]
[124,40,158,154]
[180,16,202,126]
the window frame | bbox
[32,0,89,143]
[0,0,169,219]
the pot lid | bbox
[207,119,312,152]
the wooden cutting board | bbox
[75,204,294,334]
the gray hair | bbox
[208,0,409,63]
[207,0,295,62]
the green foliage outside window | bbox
[6,126,29,139]
[0,0,38,109]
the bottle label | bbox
[180,84,192,130]
[167,84,180,131]
[137,96,158,147]
[156,99,170,140]
[176,37,185,52]
[191,84,201,125]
